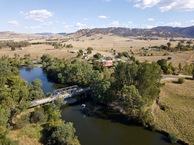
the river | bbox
[20,66,180,145]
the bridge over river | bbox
[30,85,90,108]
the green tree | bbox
[29,79,44,100]
[113,62,138,94]
[77,49,84,57]
[93,53,102,59]
[87,47,93,51]
[92,80,111,102]
[43,104,63,129]
[0,106,10,127]
[136,62,162,103]
[157,59,168,74]
[51,123,80,145]
[122,85,143,118]
[167,42,171,50]
[30,107,46,123]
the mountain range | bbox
[74,26,194,38]
[1,26,194,39]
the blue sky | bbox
[0,0,194,33]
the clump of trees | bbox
[52,42,63,50]
[0,59,43,143]
[157,59,194,75]
[155,41,194,52]
[31,41,73,49]
[31,104,80,145]
[41,54,162,126]
[0,58,80,144]
[0,41,31,50]
[77,49,84,58]
[65,44,73,48]
[92,61,162,125]
[118,52,130,58]
[157,59,175,74]
[87,47,93,54]
[93,53,103,59]
[41,54,100,86]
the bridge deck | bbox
[30,86,90,108]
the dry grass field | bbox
[155,79,194,144]
[0,44,77,60]
[1,34,194,67]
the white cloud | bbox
[134,0,160,8]
[148,18,154,21]
[98,15,109,19]
[165,22,181,27]
[8,20,19,26]
[75,22,87,29]
[24,9,53,22]
[24,26,42,30]
[189,20,194,23]
[109,21,120,27]
[105,0,111,2]
[144,25,156,28]
[130,0,194,12]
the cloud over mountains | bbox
[130,0,194,12]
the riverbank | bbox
[155,79,194,144]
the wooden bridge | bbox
[30,85,90,108]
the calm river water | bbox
[20,66,180,145]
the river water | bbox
[20,66,180,145]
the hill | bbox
[73,27,179,38]
[73,26,194,38]
[153,26,194,38]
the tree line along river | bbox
[20,66,180,145]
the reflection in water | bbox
[20,66,64,94]
[25,67,33,72]
[20,67,180,145]
[62,105,178,145]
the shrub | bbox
[149,124,157,131]
[159,103,169,111]
[168,134,178,143]
[15,114,29,129]
[87,49,92,54]
[30,107,46,123]
[167,57,172,60]
[177,78,185,84]
[20,124,42,139]
[93,53,102,59]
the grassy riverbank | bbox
[155,79,194,144]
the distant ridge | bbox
[153,26,194,38]
[35,32,53,35]
[74,26,194,38]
